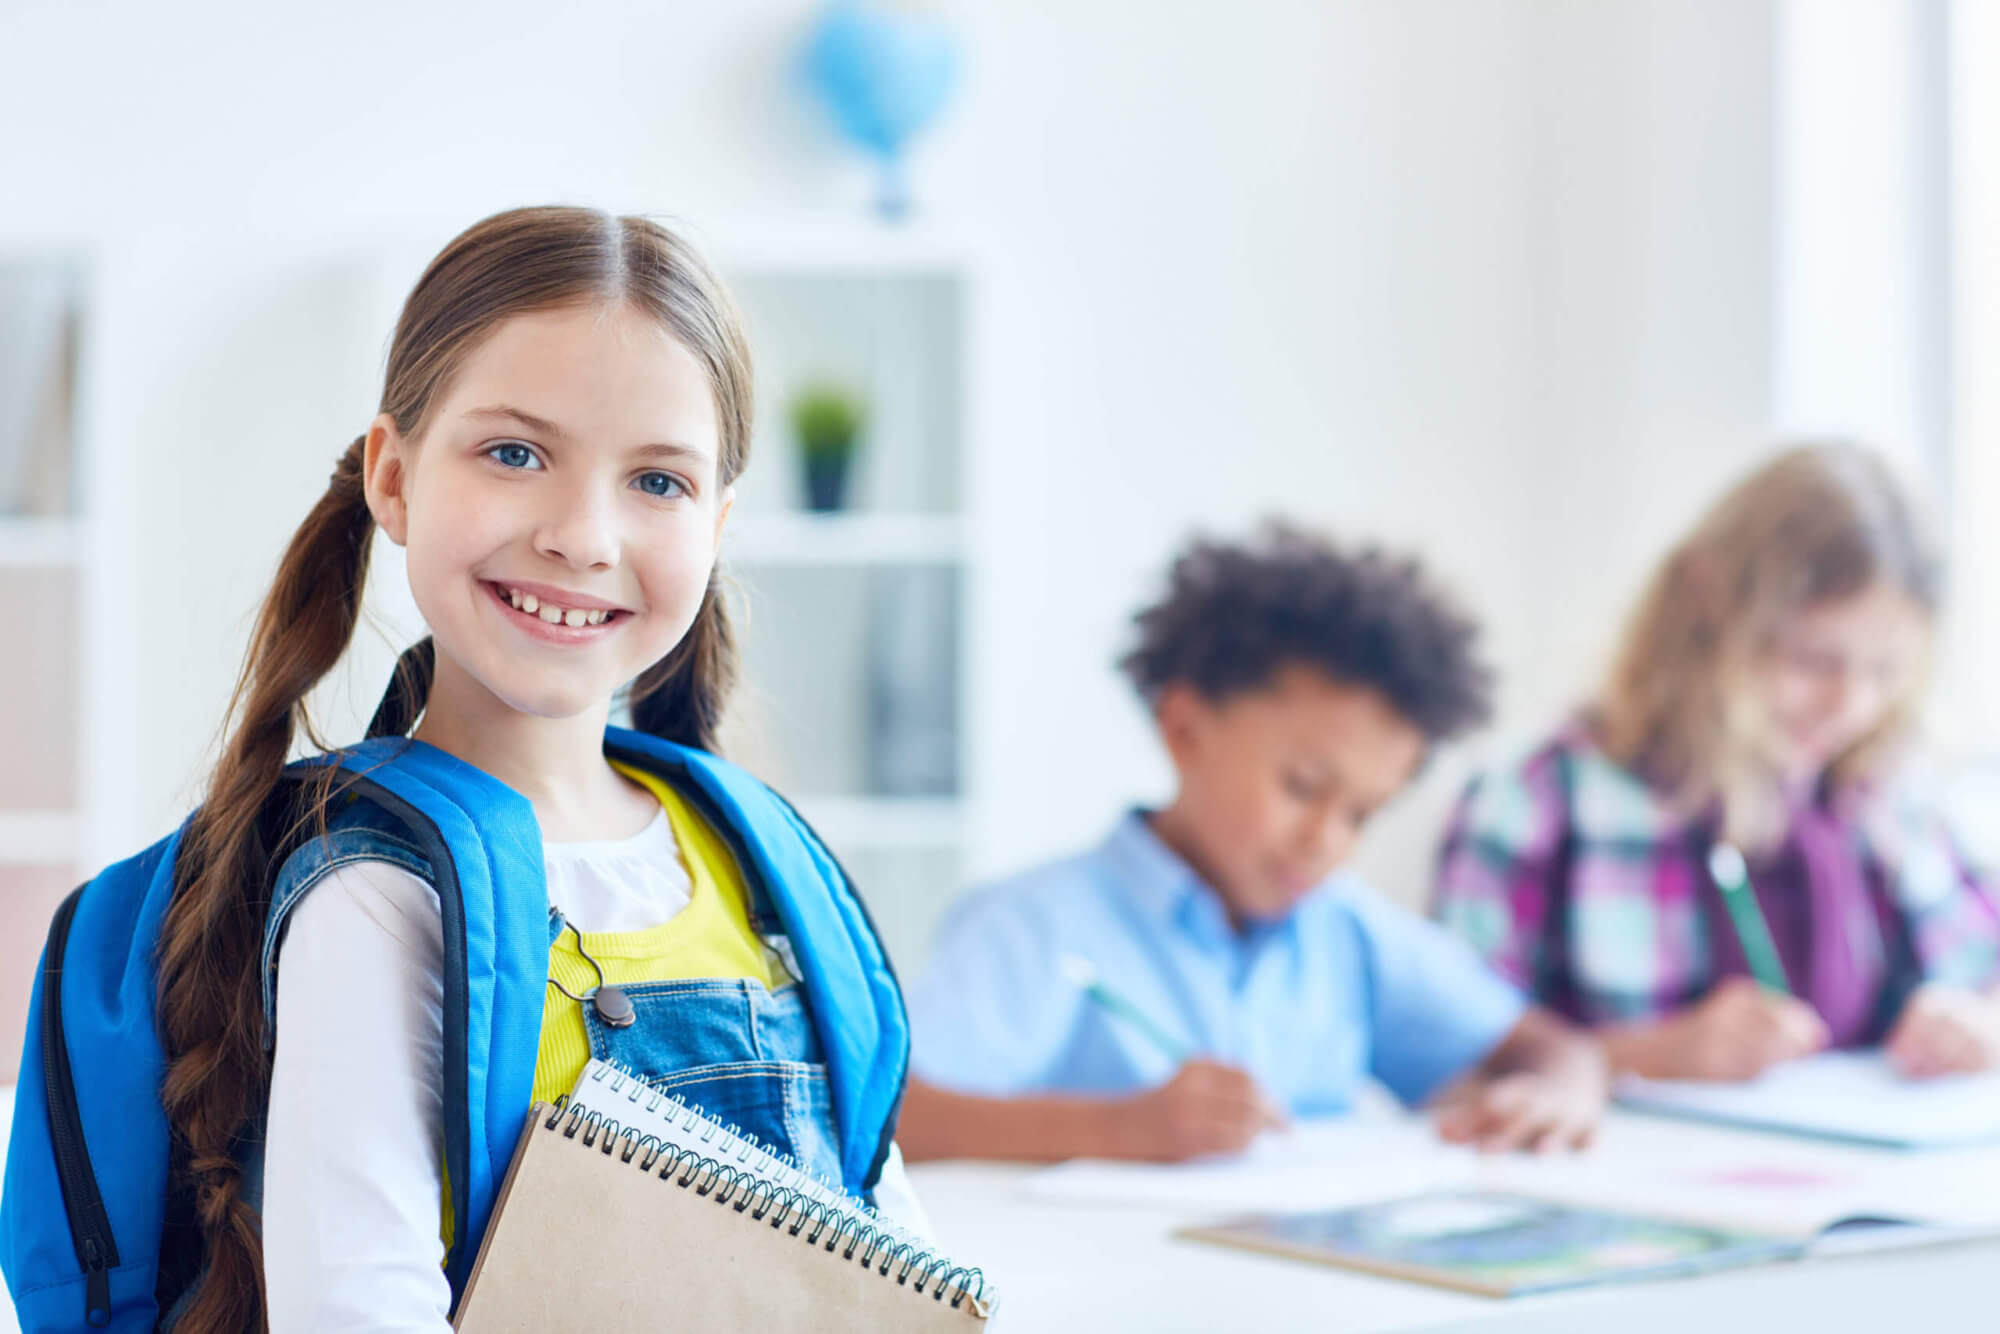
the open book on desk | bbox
[1179,1191,1806,1297]
[1030,1106,2000,1281]
[1617,1050,2000,1149]
[1175,1115,2000,1298]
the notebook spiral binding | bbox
[547,1071,990,1313]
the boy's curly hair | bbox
[1119,522,1493,742]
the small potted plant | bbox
[788,381,866,512]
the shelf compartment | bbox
[0,864,77,1081]
[0,812,79,864]
[727,270,965,516]
[0,517,83,566]
[722,563,961,802]
[0,564,79,810]
[727,512,964,566]
[791,796,964,851]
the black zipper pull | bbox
[82,1237,110,1327]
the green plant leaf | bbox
[788,382,867,459]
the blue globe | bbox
[802,2,961,217]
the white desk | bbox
[0,1088,1993,1333]
[907,1112,2000,1334]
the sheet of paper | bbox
[1617,1051,2000,1149]
[1022,1117,1481,1214]
[1479,1113,2000,1241]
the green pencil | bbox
[1707,843,1792,994]
[1058,954,1191,1064]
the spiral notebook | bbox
[453,1060,995,1332]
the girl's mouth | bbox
[484,581,628,641]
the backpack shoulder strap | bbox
[601,727,909,1194]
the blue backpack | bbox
[0,727,909,1331]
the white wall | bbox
[955,0,1785,905]
[1945,0,2000,750]
[2,0,1788,912]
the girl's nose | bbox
[535,485,619,570]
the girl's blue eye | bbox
[489,442,540,470]
[635,471,685,499]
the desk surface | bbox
[907,1112,2000,1334]
[0,1091,1990,1334]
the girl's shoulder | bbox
[1480,716,1664,808]
[1853,758,2000,888]
[1454,717,1682,852]
[270,792,437,900]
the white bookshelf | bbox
[790,797,965,852]
[0,813,80,865]
[0,516,82,567]
[727,512,965,566]
[0,256,99,1090]
[714,228,984,971]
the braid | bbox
[156,437,373,1332]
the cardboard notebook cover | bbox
[453,1103,992,1332]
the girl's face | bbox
[1752,581,1927,782]
[365,301,731,725]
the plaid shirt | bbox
[1432,723,2000,1028]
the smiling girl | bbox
[1434,444,2000,1083]
[135,207,921,1331]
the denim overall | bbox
[259,795,849,1191]
[548,905,842,1184]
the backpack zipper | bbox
[39,885,120,1327]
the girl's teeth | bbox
[502,584,613,628]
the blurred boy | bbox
[899,525,1606,1162]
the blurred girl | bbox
[1435,443,2000,1082]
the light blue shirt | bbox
[909,813,1528,1113]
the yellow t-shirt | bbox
[445,763,779,1249]
[529,761,780,1105]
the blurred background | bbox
[3,0,1999,1088]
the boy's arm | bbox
[897,1078,1124,1163]
[899,1061,1287,1164]
[1479,1006,1607,1086]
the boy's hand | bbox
[1434,1070,1600,1154]
[1434,1008,1607,1154]
[1118,1058,1288,1161]
[1887,984,2000,1079]
[1648,977,1828,1082]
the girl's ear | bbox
[713,482,735,545]
[363,413,412,546]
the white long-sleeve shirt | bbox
[261,816,929,1333]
